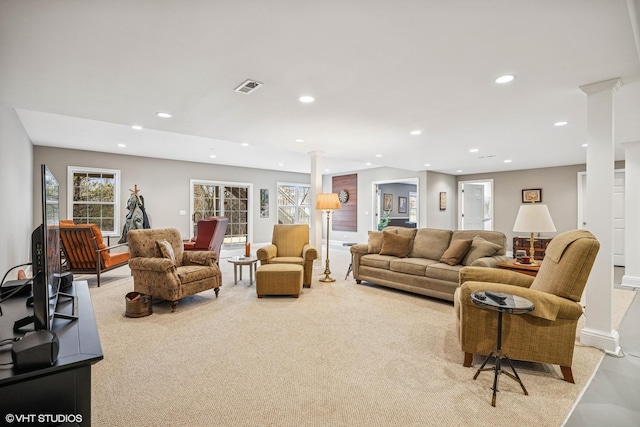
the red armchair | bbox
[184,217,229,262]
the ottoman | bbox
[256,264,304,298]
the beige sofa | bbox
[350,227,508,302]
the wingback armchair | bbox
[184,216,229,264]
[454,229,599,383]
[128,228,222,312]
[256,224,318,287]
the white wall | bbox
[0,107,33,278]
[426,171,457,229]
[33,147,310,244]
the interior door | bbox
[463,183,485,230]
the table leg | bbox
[233,264,238,285]
[249,263,254,286]
[239,265,243,281]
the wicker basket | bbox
[125,292,153,318]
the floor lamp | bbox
[316,193,341,282]
[513,202,556,265]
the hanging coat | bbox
[119,194,146,243]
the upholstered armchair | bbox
[127,228,222,312]
[454,229,599,383]
[256,224,318,287]
[184,216,229,264]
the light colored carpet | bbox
[85,247,635,427]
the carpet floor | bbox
[85,247,635,427]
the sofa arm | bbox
[129,257,175,272]
[350,244,368,255]
[257,244,277,262]
[302,244,318,261]
[183,250,217,266]
[459,266,534,288]
[470,255,510,268]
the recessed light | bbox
[156,112,172,118]
[469,148,479,153]
[295,139,305,143]
[410,130,422,136]
[504,159,512,163]
[132,125,143,130]
[298,95,315,103]
[495,74,515,84]
[210,154,216,159]
[325,168,330,172]
[424,163,431,167]
[365,162,372,166]
[457,169,463,173]
[582,143,588,147]
[375,154,382,158]
[554,121,568,127]
[117,143,126,148]
[278,163,284,167]
[241,143,249,147]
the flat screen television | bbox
[16,165,62,331]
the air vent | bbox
[478,155,496,159]
[234,79,263,94]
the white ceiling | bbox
[2,1,640,175]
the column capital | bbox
[307,150,325,158]
[579,78,623,95]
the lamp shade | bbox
[513,204,557,233]
[315,193,341,210]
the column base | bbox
[621,274,640,289]
[580,327,621,356]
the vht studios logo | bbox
[5,413,83,424]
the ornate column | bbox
[622,141,640,288]
[578,78,622,355]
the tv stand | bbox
[12,292,78,332]
[0,281,103,426]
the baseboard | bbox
[579,327,621,356]
[621,274,640,289]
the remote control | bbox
[485,291,508,304]
[474,292,486,301]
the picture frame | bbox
[439,192,447,211]
[260,189,269,218]
[398,196,407,213]
[522,188,542,203]
[383,193,393,211]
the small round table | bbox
[227,256,259,286]
[470,291,535,407]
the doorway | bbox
[458,179,494,230]
[190,179,253,249]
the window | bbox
[67,167,120,236]
[277,183,311,225]
[191,180,251,247]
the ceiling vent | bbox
[234,79,263,95]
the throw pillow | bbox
[379,230,411,258]
[439,239,473,266]
[367,231,385,254]
[462,236,502,266]
[156,240,176,264]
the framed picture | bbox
[383,193,393,211]
[522,188,542,203]
[439,192,447,211]
[398,196,407,213]
[260,189,269,218]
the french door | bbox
[190,180,252,248]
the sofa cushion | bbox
[410,228,453,260]
[425,262,464,282]
[390,258,438,276]
[395,227,418,254]
[156,239,176,265]
[439,239,472,266]
[462,236,502,266]
[360,254,397,270]
[367,231,386,254]
[379,231,411,258]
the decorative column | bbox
[622,141,640,288]
[578,78,622,355]
[309,151,324,266]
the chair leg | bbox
[214,287,220,298]
[560,366,574,383]
[463,352,473,367]
[171,301,178,312]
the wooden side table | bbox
[496,259,540,277]
[227,256,259,286]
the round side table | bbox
[470,291,535,407]
[227,256,259,286]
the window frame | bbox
[67,166,121,237]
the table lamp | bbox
[315,193,341,282]
[512,203,556,265]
